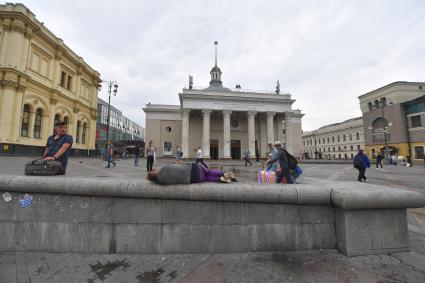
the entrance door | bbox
[210,140,219,159]
[231,140,241,160]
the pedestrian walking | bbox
[134,146,140,166]
[146,141,155,171]
[175,146,183,164]
[266,141,294,184]
[105,140,117,168]
[406,156,413,167]
[42,121,73,175]
[255,149,260,164]
[391,155,397,166]
[353,149,370,182]
[376,153,383,170]
[195,146,208,168]
[244,150,252,166]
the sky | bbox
[19,0,425,131]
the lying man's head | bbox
[146,169,158,181]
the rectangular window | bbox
[368,102,373,110]
[327,137,329,143]
[332,136,335,142]
[357,145,361,150]
[337,135,340,142]
[349,134,352,141]
[60,71,66,87]
[343,134,346,142]
[356,132,360,140]
[350,145,353,150]
[411,115,422,128]
[164,141,172,155]
[67,75,72,90]
[414,146,424,159]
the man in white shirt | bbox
[195,146,208,168]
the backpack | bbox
[282,149,298,170]
[180,151,183,157]
[353,155,363,169]
[284,150,298,169]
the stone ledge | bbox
[331,182,425,210]
[0,175,330,205]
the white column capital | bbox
[202,109,212,117]
[267,112,276,118]
[223,110,232,117]
[181,108,191,116]
[247,111,257,118]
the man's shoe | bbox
[105,166,110,168]
[224,172,235,179]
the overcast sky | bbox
[20,0,425,131]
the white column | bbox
[285,113,293,153]
[267,112,275,144]
[223,110,232,158]
[259,113,267,157]
[247,111,256,156]
[181,109,190,158]
[202,109,212,158]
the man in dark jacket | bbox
[134,146,140,166]
[354,149,371,182]
[267,141,294,184]
[42,121,73,175]
[376,153,383,170]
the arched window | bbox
[372,118,390,142]
[76,121,81,143]
[54,114,60,124]
[82,122,88,144]
[33,109,43,138]
[63,116,69,126]
[21,104,30,137]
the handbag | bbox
[25,159,63,175]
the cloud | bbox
[21,0,425,131]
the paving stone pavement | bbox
[1,232,425,283]
[1,156,425,282]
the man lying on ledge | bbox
[146,162,235,184]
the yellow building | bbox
[0,3,101,155]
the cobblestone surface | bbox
[1,232,425,283]
[1,156,425,282]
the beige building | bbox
[143,51,304,159]
[0,3,101,155]
[302,117,365,160]
[358,81,425,161]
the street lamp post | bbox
[98,81,118,151]
[377,99,393,164]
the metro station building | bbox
[143,54,304,159]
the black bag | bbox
[283,149,298,170]
[353,155,363,169]
[25,159,63,175]
[180,151,184,157]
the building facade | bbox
[358,81,425,161]
[302,117,365,160]
[143,54,303,159]
[96,98,144,151]
[0,3,101,155]
[402,95,425,161]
